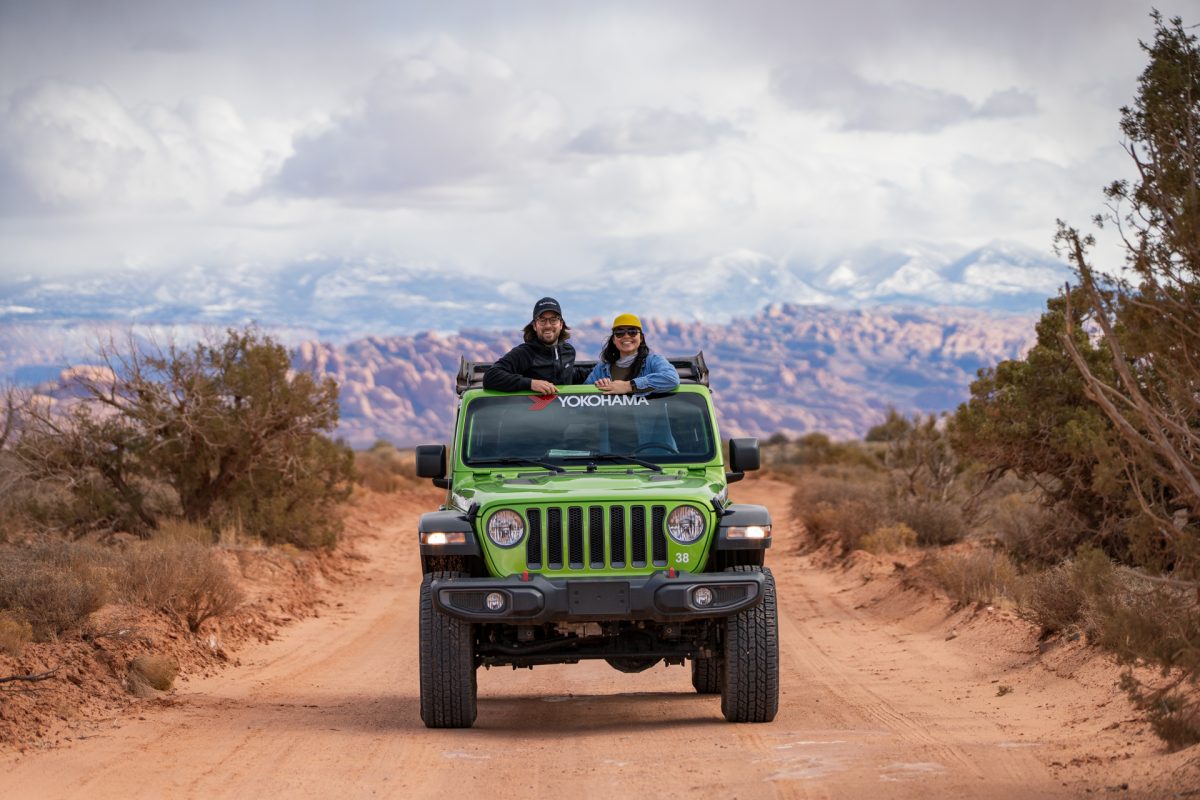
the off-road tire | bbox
[691,655,722,694]
[720,565,779,722]
[419,571,477,728]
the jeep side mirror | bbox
[726,438,760,483]
[415,444,450,489]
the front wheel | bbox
[419,571,477,728]
[720,565,779,722]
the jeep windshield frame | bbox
[460,390,718,468]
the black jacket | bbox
[483,340,585,391]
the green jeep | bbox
[415,353,777,728]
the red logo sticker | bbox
[529,394,557,411]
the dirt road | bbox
[1,478,1181,798]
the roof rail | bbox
[455,351,709,395]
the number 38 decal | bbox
[674,552,690,564]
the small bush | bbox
[0,610,33,656]
[0,543,111,639]
[892,499,965,546]
[987,494,1092,566]
[1087,571,1200,675]
[791,469,892,550]
[355,441,417,493]
[1016,561,1086,636]
[861,523,917,555]
[119,544,243,633]
[127,653,179,695]
[931,549,1019,606]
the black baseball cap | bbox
[532,297,563,320]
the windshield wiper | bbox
[559,453,663,472]
[472,457,565,473]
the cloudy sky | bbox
[0,0,1169,284]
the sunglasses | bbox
[612,327,641,338]
[534,315,562,326]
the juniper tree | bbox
[1057,12,1200,577]
[17,328,353,546]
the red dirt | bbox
[2,477,1197,798]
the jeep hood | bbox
[450,470,723,511]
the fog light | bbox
[485,592,506,611]
[694,587,714,607]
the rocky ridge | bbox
[296,303,1037,447]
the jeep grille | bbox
[525,505,670,572]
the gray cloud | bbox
[772,64,1038,133]
[268,40,564,200]
[568,108,740,156]
[976,88,1038,119]
[771,63,972,132]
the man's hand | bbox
[530,379,558,395]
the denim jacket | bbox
[583,352,680,393]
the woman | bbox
[585,314,680,394]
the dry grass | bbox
[120,544,243,633]
[931,549,1020,606]
[355,442,417,493]
[127,653,179,696]
[0,535,243,640]
[0,543,111,640]
[152,518,213,546]
[791,468,891,550]
[791,468,967,550]
[0,610,33,656]
[1015,561,1086,635]
[861,523,917,555]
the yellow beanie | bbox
[612,313,642,329]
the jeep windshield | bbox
[462,392,717,467]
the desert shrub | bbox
[865,407,912,442]
[1073,544,1200,749]
[791,468,891,550]
[891,498,965,546]
[354,441,417,493]
[1087,571,1200,676]
[765,433,881,471]
[119,544,243,633]
[1016,561,1086,636]
[127,653,179,696]
[0,610,33,656]
[15,327,354,547]
[0,543,111,639]
[860,523,917,555]
[986,493,1095,566]
[931,549,1019,606]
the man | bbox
[483,297,586,393]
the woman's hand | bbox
[595,378,633,394]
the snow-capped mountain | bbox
[0,240,1071,346]
[813,241,1071,312]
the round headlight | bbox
[666,505,706,544]
[486,509,525,547]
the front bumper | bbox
[430,570,764,623]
